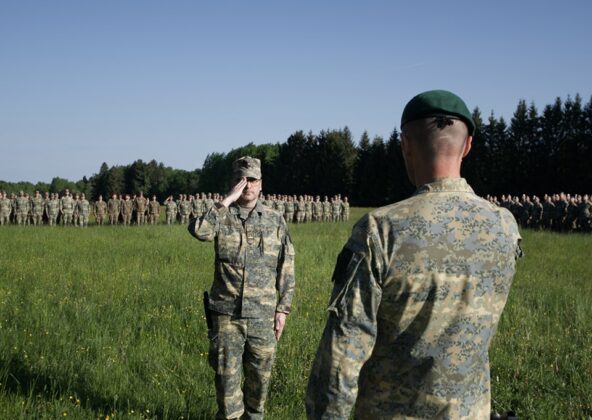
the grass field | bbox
[0,208,591,419]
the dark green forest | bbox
[2,94,591,206]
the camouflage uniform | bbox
[179,197,192,225]
[134,194,148,225]
[331,199,341,223]
[165,198,178,225]
[148,198,160,224]
[46,195,60,226]
[306,178,521,419]
[322,198,331,222]
[60,193,75,226]
[77,195,91,227]
[31,193,45,225]
[94,198,107,225]
[189,200,295,419]
[121,197,133,226]
[108,196,121,225]
[15,193,29,225]
[0,194,12,225]
[284,198,294,224]
[341,198,350,222]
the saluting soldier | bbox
[188,156,295,419]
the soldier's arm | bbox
[188,203,224,242]
[306,219,383,419]
[275,218,295,314]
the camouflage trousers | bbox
[166,212,176,225]
[62,211,74,225]
[208,314,276,420]
[109,213,118,224]
[0,212,9,225]
[96,213,106,225]
[48,213,59,226]
[284,212,294,224]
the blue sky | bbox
[1,0,591,183]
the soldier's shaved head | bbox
[402,117,470,161]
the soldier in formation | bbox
[491,193,592,232]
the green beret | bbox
[401,90,475,135]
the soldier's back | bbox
[352,178,520,418]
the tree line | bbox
[2,94,590,206]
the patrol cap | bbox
[232,156,262,179]
[401,90,475,135]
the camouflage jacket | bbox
[189,200,295,319]
[306,178,521,419]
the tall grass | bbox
[0,209,590,418]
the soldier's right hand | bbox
[221,178,247,208]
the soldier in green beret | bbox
[307,90,522,419]
[189,156,295,419]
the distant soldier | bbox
[76,194,91,227]
[284,195,295,223]
[274,194,286,218]
[554,193,568,231]
[530,196,543,229]
[294,195,304,223]
[148,195,161,224]
[192,194,203,219]
[331,197,341,223]
[15,191,30,225]
[578,194,591,232]
[107,193,120,225]
[46,193,60,226]
[165,196,178,225]
[95,195,107,225]
[0,192,11,225]
[566,197,579,231]
[121,194,133,226]
[179,195,192,225]
[322,196,331,222]
[30,191,45,226]
[43,191,51,224]
[311,196,321,222]
[204,193,215,212]
[134,192,148,225]
[542,195,555,229]
[72,193,81,226]
[341,196,350,221]
[59,190,75,226]
[304,196,312,222]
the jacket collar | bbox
[414,177,474,195]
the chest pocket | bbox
[217,223,242,263]
[261,226,281,268]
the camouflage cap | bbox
[401,90,475,135]
[232,156,262,179]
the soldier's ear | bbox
[462,136,473,158]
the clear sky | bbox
[1,0,591,183]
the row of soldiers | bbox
[0,190,350,226]
[488,193,592,232]
[164,193,350,224]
